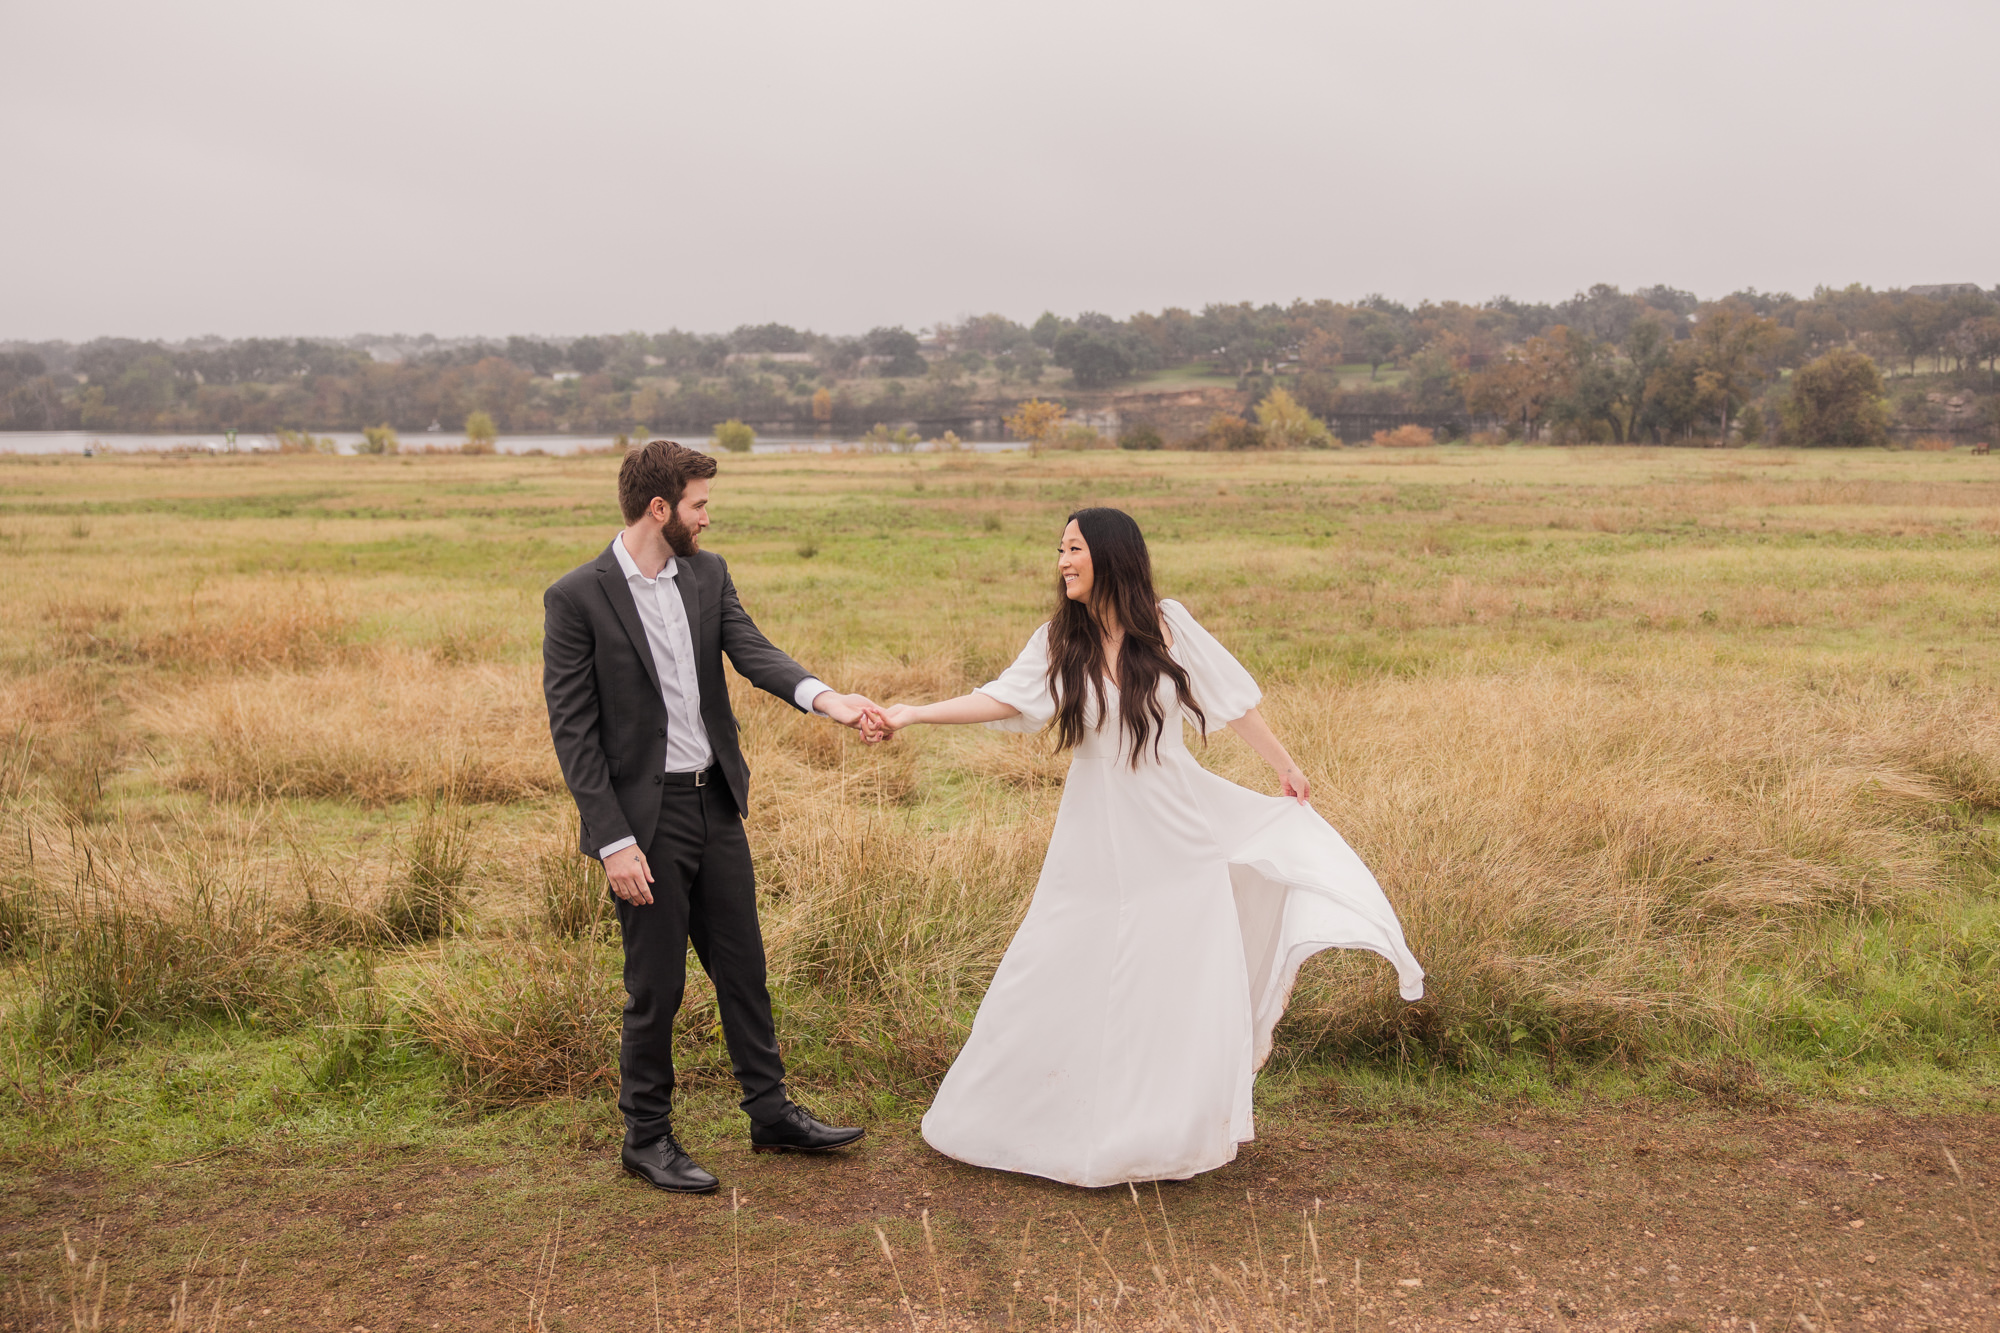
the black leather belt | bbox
[660,767,716,788]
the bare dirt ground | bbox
[5,1101,1996,1331]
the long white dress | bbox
[920,600,1425,1189]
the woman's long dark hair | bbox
[1047,508,1204,767]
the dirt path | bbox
[5,1103,1996,1331]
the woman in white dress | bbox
[874,508,1424,1189]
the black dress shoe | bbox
[749,1104,865,1154]
[621,1136,719,1193]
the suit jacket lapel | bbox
[595,543,663,698]
[674,555,707,673]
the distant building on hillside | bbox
[724,351,815,365]
[1907,283,1989,298]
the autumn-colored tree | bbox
[1004,398,1067,451]
[1254,387,1333,449]
[1128,307,1202,365]
[811,386,834,425]
[1686,308,1782,439]
[1299,328,1345,374]
[1781,350,1889,447]
[1466,330,1578,440]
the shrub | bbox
[1117,424,1164,451]
[1370,424,1436,448]
[1060,423,1102,451]
[1199,413,1263,451]
[1255,387,1334,449]
[275,429,337,455]
[357,424,399,455]
[859,423,920,451]
[1781,349,1889,447]
[1735,403,1764,445]
[712,419,755,453]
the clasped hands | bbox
[816,696,925,740]
[813,691,898,743]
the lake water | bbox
[0,431,1026,456]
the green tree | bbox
[463,411,498,454]
[712,419,755,453]
[1879,294,1948,374]
[1253,387,1333,449]
[1687,308,1782,439]
[1052,326,1135,388]
[1353,317,1400,380]
[1403,348,1464,414]
[1030,312,1065,350]
[864,327,926,377]
[1780,350,1889,447]
[1947,316,2000,383]
[358,424,399,455]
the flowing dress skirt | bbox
[920,604,1424,1188]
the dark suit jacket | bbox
[543,541,814,857]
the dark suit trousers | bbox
[614,777,788,1146]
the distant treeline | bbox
[3,283,1997,444]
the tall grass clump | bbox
[400,941,620,1106]
[0,816,40,954]
[30,841,298,1060]
[379,792,473,943]
[301,953,391,1092]
[537,831,612,939]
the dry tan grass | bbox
[3,446,1996,1095]
[135,651,562,804]
[42,580,355,672]
[1256,670,1998,1061]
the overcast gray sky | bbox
[3,0,1993,341]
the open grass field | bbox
[2,443,1999,1330]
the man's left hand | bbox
[814,691,890,743]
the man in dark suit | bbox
[543,439,875,1193]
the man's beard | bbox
[662,510,700,558]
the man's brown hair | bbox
[618,439,718,523]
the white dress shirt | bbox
[599,532,830,860]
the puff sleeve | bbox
[1162,599,1261,732]
[975,623,1056,733]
